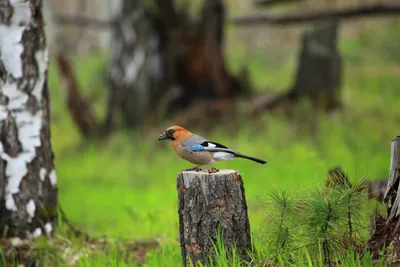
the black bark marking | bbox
[2,112,22,156]
[25,94,40,115]
[18,28,40,93]
[0,1,13,24]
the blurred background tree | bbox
[52,0,252,136]
[48,0,400,137]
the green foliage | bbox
[262,185,299,257]
[258,181,370,265]
[209,227,245,267]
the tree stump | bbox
[384,136,400,220]
[291,19,342,109]
[177,170,251,266]
[368,136,400,259]
[250,19,342,117]
[177,170,252,266]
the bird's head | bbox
[158,126,191,143]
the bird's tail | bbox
[234,153,267,164]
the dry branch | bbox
[230,2,400,25]
[56,54,98,137]
[254,0,303,7]
[55,14,114,28]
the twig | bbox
[230,2,400,26]
[54,14,115,28]
[254,0,304,7]
[56,54,98,137]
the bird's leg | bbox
[182,166,202,172]
[208,167,219,174]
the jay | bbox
[158,126,266,171]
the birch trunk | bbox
[0,0,58,238]
[105,0,163,129]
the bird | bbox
[158,125,266,171]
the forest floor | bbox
[3,17,400,267]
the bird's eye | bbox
[168,129,174,134]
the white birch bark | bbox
[0,0,58,237]
[107,0,163,127]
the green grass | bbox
[28,18,400,266]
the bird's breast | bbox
[174,144,214,165]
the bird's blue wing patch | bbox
[184,145,205,151]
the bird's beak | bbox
[158,133,168,140]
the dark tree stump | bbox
[250,19,342,117]
[290,19,342,112]
[368,136,400,259]
[177,170,252,266]
[384,136,400,220]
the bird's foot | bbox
[183,166,202,172]
[208,167,219,174]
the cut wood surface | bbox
[177,170,251,266]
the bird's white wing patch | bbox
[212,152,234,161]
[207,143,217,148]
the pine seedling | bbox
[340,178,368,250]
[303,187,347,265]
[325,167,370,253]
[262,185,300,260]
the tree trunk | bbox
[0,0,58,238]
[105,0,163,130]
[368,136,400,259]
[56,54,98,137]
[177,170,252,266]
[103,0,249,132]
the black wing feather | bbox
[200,141,228,148]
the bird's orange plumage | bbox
[165,126,192,149]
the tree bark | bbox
[368,136,400,259]
[384,136,400,221]
[105,0,163,130]
[177,170,252,266]
[0,0,58,238]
